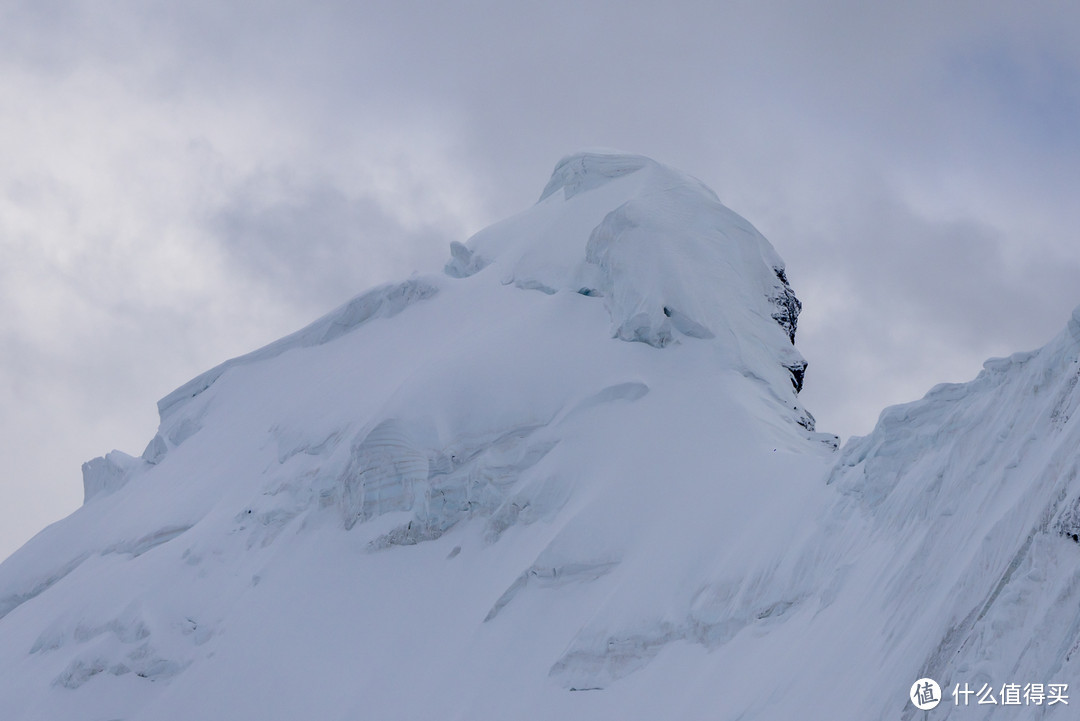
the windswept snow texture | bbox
[461,151,813,412]
[0,150,1076,720]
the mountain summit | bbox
[1,152,1077,720]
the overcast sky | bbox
[2,0,1079,561]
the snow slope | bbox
[0,151,1076,720]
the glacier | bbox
[0,150,1076,719]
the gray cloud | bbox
[209,168,452,312]
[790,187,1080,436]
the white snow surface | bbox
[1,151,1078,720]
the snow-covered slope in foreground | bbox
[0,151,1076,720]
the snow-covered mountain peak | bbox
[7,150,1080,720]
[448,150,812,419]
[0,152,863,721]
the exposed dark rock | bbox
[769,266,802,345]
[1057,496,1080,544]
[784,360,807,394]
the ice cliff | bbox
[0,151,1075,720]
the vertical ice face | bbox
[81,451,143,503]
[341,419,429,528]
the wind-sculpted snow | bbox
[458,151,813,416]
[443,240,489,278]
[538,151,650,202]
[81,450,143,503]
[808,309,1080,720]
[338,417,565,548]
[4,151,1078,721]
[156,277,439,421]
[33,600,194,689]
